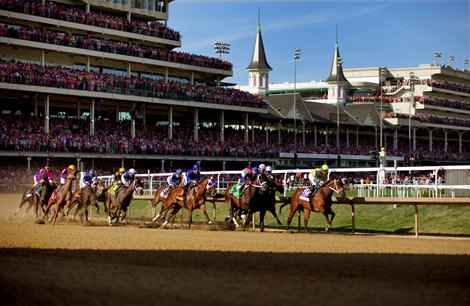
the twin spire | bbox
[246,8,272,72]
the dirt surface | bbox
[1,193,469,306]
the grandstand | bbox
[0,0,469,186]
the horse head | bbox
[205,176,217,197]
[272,175,284,194]
[133,178,144,196]
[255,173,270,192]
[327,178,346,198]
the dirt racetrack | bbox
[1,193,469,306]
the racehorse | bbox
[153,176,217,229]
[107,178,144,225]
[15,177,54,218]
[150,180,184,221]
[279,178,346,233]
[42,171,78,225]
[224,173,276,231]
[64,184,99,223]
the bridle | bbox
[328,179,345,197]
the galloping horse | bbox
[42,171,78,225]
[64,184,99,223]
[107,178,144,225]
[150,180,184,221]
[15,177,54,218]
[153,176,217,229]
[224,173,272,230]
[279,178,346,233]
[248,175,285,232]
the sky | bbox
[169,0,469,86]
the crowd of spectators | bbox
[0,114,468,162]
[0,23,232,71]
[0,0,180,41]
[0,59,266,108]
[383,111,470,128]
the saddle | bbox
[229,182,246,199]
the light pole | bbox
[463,59,469,71]
[379,67,386,149]
[214,41,230,87]
[336,57,342,167]
[448,55,455,67]
[434,51,441,66]
[408,72,419,159]
[293,48,301,168]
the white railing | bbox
[97,165,470,198]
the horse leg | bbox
[161,204,179,228]
[187,207,193,229]
[303,209,312,234]
[201,205,213,225]
[324,210,336,231]
[268,206,282,226]
[259,210,266,232]
[15,195,29,216]
[286,204,298,230]
[72,200,84,221]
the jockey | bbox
[83,169,98,188]
[235,166,253,191]
[33,164,55,186]
[265,165,273,180]
[308,164,329,196]
[162,168,183,199]
[29,164,55,197]
[111,167,126,194]
[177,163,201,200]
[58,164,76,185]
[121,168,137,188]
[258,164,266,175]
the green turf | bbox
[93,188,470,236]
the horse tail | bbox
[279,201,289,214]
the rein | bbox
[328,180,343,195]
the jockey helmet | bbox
[45,164,51,170]
[193,163,200,170]
[176,168,182,174]
[266,166,272,172]
[128,168,136,175]
[68,165,76,171]
[321,164,329,171]
[259,164,266,171]
[119,167,125,172]
[88,169,95,175]
[252,167,259,174]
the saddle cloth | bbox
[299,188,313,202]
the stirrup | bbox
[176,196,183,201]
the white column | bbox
[193,108,199,141]
[314,125,317,147]
[302,122,306,147]
[346,128,350,148]
[265,123,269,144]
[459,132,463,153]
[220,110,224,142]
[44,95,50,134]
[131,119,135,139]
[356,127,360,148]
[168,106,173,140]
[444,131,448,152]
[278,120,282,145]
[429,129,433,152]
[251,119,255,143]
[393,129,398,150]
[325,127,329,146]
[90,99,95,136]
[244,114,249,143]
[412,128,417,152]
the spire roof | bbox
[246,14,272,72]
[326,42,352,86]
